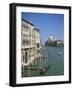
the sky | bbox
[22,12,64,42]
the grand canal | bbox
[22,46,64,77]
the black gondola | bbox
[40,65,51,74]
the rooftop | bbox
[22,18,40,32]
[22,18,34,26]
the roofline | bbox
[22,18,40,33]
[34,27,40,33]
[56,40,64,42]
[22,18,34,26]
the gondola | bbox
[40,65,51,74]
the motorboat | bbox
[58,52,62,55]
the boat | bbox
[40,65,51,74]
[39,45,51,74]
[58,52,62,55]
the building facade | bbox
[21,19,41,67]
[45,35,64,46]
[56,40,64,46]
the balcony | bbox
[21,37,30,40]
[21,45,31,49]
[21,31,30,35]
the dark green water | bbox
[22,46,64,77]
[45,46,64,76]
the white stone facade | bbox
[21,19,41,66]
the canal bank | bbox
[22,46,64,77]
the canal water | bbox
[22,46,64,77]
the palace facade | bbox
[21,19,41,66]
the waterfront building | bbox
[46,35,55,46]
[48,35,56,41]
[48,35,54,41]
[56,40,64,46]
[45,35,64,46]
[21,19,41,66]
